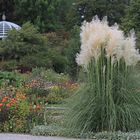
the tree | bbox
[65,26,80,79]
[66,0,129,29]
[121,0,140,48]
[13,0,74,32]
[1,22,46,60]
[122,0,140,32]
[0,22,47,69]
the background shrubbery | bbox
[0,22,80,78]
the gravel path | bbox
[0,133,91,140]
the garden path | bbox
[0,133,93,140]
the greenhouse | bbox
[0,14,20,39]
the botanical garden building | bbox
[0,14,20,39]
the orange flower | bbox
[2,98,7,103]
[10,98,15,102]
[0,103,3,107]
[21,95,26,100]
[36,105,41,110]
[6,104,11,107]
[10,98,16,105]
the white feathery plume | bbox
[76,16,140,68]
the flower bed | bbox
[0,69,78,133]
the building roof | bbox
[0,14,21,38]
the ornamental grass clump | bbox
[65,16,140,133]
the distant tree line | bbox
[0,0,136,33]
[0,0,140,79]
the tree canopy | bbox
[1,0,140,76]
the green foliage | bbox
[45,31,69,73]
[0,22,46,61]
[121,0,140,49]
[121,0,140,32]
[0,0,132,78]
[19,52,50,69]
[0,60,18,71]
[30,123,140,140]
[44,69,69,83]
[65,26,80,79]
[0,0,130,33]
[27,87,49,98]
[31,124,64,136]
[64,48,140,133]
[0,71,22,87]
[29,68,69,84]
[3,117,27,133]
[47,92,63,104]
[90,131,140,140]
[67,0,128,29]
[0,1,15,21]
[51,54,68,73]
[0,22,48,70]
[17,100,30,117]
[12,0,74,32]
[47,83,76,104]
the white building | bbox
[0,14,21,39]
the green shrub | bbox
[31,124,140,140]
[3,117,28,133]
[47,92,63,104]
[65,25,80,79]
[45,30,69,73]
[30,68,69,83]
[0,71,22,87]
[27,87,49,97]
[0,60,18,71]
[31,124,64,136]
[0,22,47,71]
[19,52,50,69]
[51,54,68,73]
[44,69,69,83]
[87,131,140,140]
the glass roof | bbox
[0,21,21,38]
